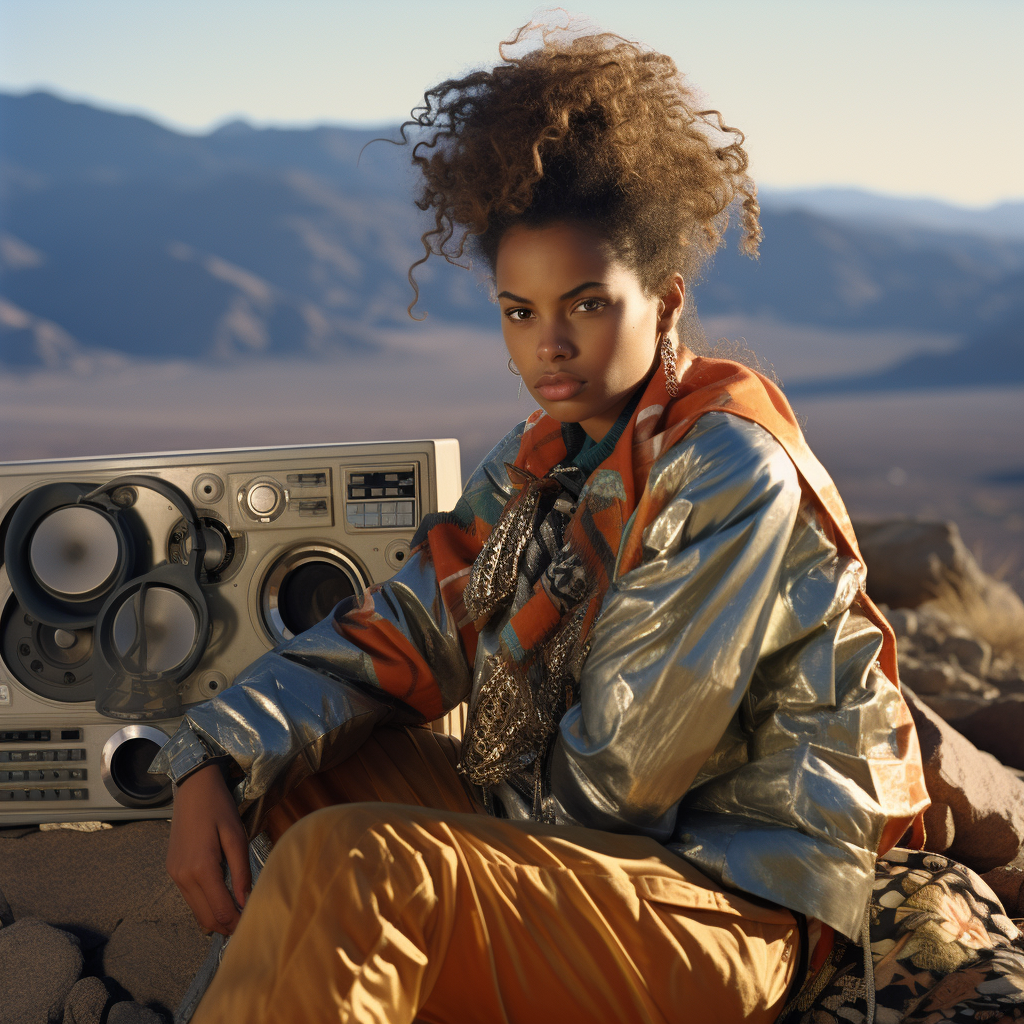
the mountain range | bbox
[1,90,1022,389]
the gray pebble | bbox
[106,1003,166,1024]
[62,977,110,1024]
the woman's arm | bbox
[152,423,523,822]
[155,425,522,933]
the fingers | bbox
[197,859,243,934]
[166,765,249,936]
[168,836,242,935]
[220,817,253,911]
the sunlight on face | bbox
[495,221,682,441]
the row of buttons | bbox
[0,788,88,801]
[349,473,411,486]
[347,473,416,501]
[346,501,415,529]
[0,768,86,783]
[349,487,405,498]
[0,730,52,742]
[0,749,86,763]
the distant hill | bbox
[1,90,1022,382]
[760,186,1024,241]
[787,278,1024,394]
[0,90,406,193]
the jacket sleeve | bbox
[547,412,802,837]
[150,423,524,828]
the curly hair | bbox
[402,21,761,317]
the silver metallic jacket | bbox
[152,412,914,938]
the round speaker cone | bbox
[30,505,121,599]
[109,737,171,802]
[112,585,199,674]
[277,561,357,637]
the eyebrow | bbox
[497,281,606,304]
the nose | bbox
[536,323,574,363]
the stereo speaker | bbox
[0,439,463,825]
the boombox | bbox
[0,440,462,826]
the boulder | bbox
[884,607,918,640]
[916,692,991,722]
[105,1003,165,1024]
[101,876,211,1015]
[938,634,992,677]
[949,695,1024,771]
[856,519,1024,650]
[989,658,1024,695]
[902,687,1024,873]
[855,519,982,609]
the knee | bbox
[274,802,446,875]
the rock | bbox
[105,1003,165,1024]
[981,853,1024,919]
[898,656,998,698]
[990,659,1024,694]
[922,802,956,851]
[950,695,1024,771]
[855,518,1024,655]
[902,688,1024,873]
[101,877,212,1015]
[62,977,110,1024]
[0,918,83,1024]
[884,607,918,639]
[0,821,211,1024]
[917,692,992,722]
[855,519,982,609]
[937,634,992,678]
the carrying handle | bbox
[81,475,206,570]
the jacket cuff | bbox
[148,721,228,785]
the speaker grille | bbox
[30,505,121,599]
[111,586,200,674]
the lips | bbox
[534,373,585,402]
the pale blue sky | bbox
[1,0,1021,205]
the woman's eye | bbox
[505,307,533,322]
[576,298,605,313]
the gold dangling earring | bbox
[660,332,679,398]
[508,356,523,399]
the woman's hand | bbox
[166,763,252,936]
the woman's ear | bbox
[658,274,686,336]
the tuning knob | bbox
[242,479,286,521]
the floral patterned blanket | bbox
[777,849,1024,1023]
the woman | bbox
[153,24,1022,1024]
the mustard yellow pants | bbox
[194,728,798,1024]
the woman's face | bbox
[495,221,683,441]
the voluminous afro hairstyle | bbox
[402,21,761,316]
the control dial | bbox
[240,479,287,522]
